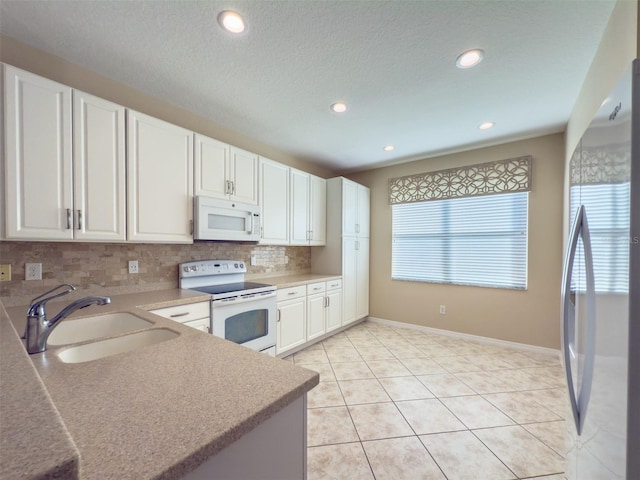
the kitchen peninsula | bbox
[0,289,318,480]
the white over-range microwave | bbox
[194,196,261,242]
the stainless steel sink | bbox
[56,328,179,364]
[47,312,154,346]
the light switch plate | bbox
[0,264,11,282]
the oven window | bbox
[225,309,268,344]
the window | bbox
[392,192,528,289]
[570,182,630,293]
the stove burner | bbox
[190,282,273,295]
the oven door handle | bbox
[211,291,276,307]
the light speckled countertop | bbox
[249,272,341,289]
[1,289,318,480]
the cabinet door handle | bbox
[76,210,83,231]
[231,181,235,195]
[225,180,231,195]
[169,312,190,318]
[313,287,322,291]
[288,291,298,296]
[66,209,72,230]
[356,223,360,234]
[277,309,281,322]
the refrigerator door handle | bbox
[561,205,584,434]
[578,206,597,435]
[561,205,597,436]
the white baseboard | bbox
[366,316,560,358]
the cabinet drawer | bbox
[277,286,306,301]
[326,279,342,291]
[307,282,326,295]
[150,302,210,323]
[183,318,211,333]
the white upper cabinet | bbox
[290,169,310,245]
[4,65,73,240]
[309,175,327,246]
[4,67,126,242]
[356,184,370,238]
[73,91,126,241]
[194,134,229,200]
[342,178,369,238]
[230,146,259,205]
[259,158,290,245]
[290,168,326,246]
[127,110,193,243]
[194,134,258,205]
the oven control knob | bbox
[234,263,238,268]
[240,263,244,269]
[183,267,189,273]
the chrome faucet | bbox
[24,284,111,354]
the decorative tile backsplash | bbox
[0,241,310,306]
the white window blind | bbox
[570,183,630,293]
[392,192,528,289]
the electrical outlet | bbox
[128,260,139,274]
[25,263,42,281]
[0,264,11,282]
[250,255,257,266]
[439,305,446,315]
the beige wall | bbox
[0,35,334,179]
[349,134,565,349]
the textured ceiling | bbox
[0,0,616,172]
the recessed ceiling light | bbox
[218,11,245,34]
[456,49,484,69]
[330,102,347,113]
[479,122,495,130]
[383,145,395,152]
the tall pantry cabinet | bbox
[311,177,370,326]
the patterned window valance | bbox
[570,143,630,185]
[388,155,532,205]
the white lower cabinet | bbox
[306,282,327,341]
[326,280,343,333]
[276,287,307,355]
[276,279,342,356]
[149,302,210,333]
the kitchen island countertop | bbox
[1,289,318,480]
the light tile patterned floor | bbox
[285,320,568,480]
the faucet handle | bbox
[28,284,76,311]
[23,284,76,338]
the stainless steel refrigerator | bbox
[562,57,639,479]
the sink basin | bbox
[57,328,179,364]
[48,312,154,346]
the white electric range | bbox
[180,260,277,356]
